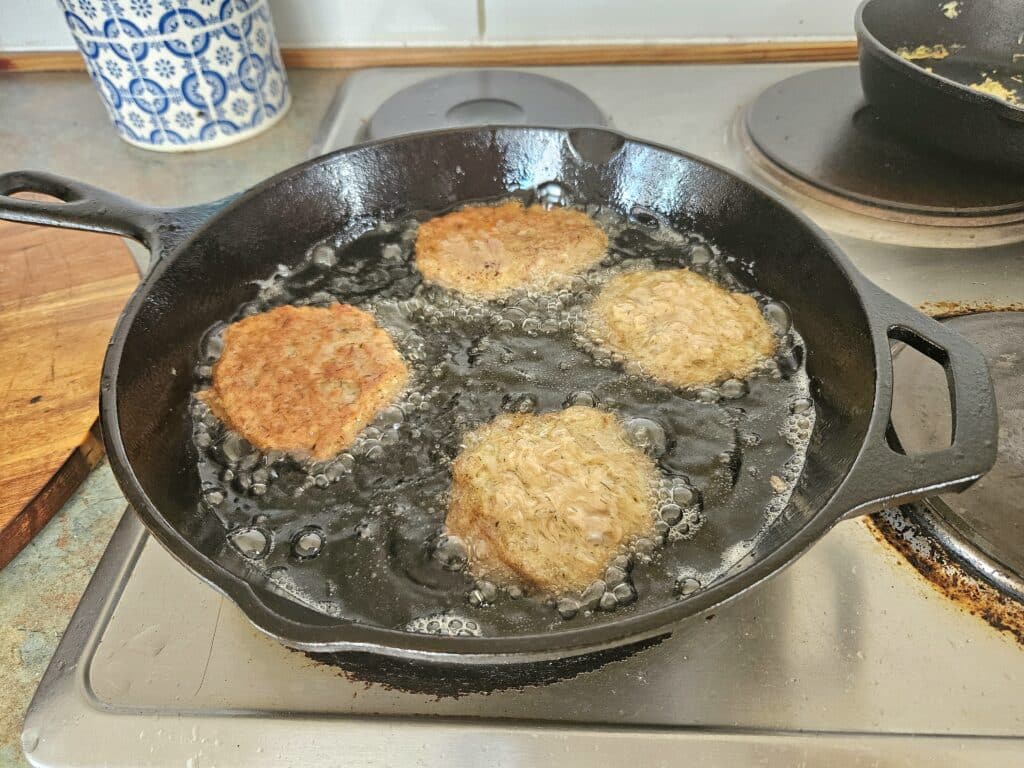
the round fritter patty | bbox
[414,201,608,299]
[446,406,658,593]
[587,268,776,388]
[199,303,408,460]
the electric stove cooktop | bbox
[23,64,1024,767]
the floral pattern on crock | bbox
[59,0,290,149]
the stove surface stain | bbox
[918,300,1024,319]
[862,302,1024,648]
[864,512,1024,646]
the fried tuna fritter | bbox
[200,303,408,460]
[414,201,608,299]
[446,406,658,593]
[587,268,776,388]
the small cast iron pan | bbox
[857,0,1024,174]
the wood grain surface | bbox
[0,216,137,569]
[0,40,858,73]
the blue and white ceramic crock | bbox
[59,0,291,152]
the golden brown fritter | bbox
[446,406,658,593]
[414,200,608,299]
[199,303,408,460]
[587,268,776,388]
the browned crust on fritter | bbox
[587,268,776,388]
[199,303,408,460]
[446,406,658,593]
[414,201,608,299]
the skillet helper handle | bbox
[0,170,227,265]
[0,170,157,243]
[835,285,998,520]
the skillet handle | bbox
[833,284,997,521]
[0,170,226,265]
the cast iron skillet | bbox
[0,126,998,666]
[857,0,1024,174]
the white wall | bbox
[482,0,861,43]
[0,0,860,51]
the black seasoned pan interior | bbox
[114,129,872,645]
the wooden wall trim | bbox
[1,41,857,73]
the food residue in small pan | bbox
[188,190,816,639]
[893,40,1023,106]
[896,43,954,61]
[967,74,1021,105]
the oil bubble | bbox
[697,388,720,404]
[238,452,259,471]
[535,181,571,209]
[634,538,656,556]
[612,582,636,605]
[433,535,468,571]
[598,591,618,611]
[671,484,694,506]
[556,596,580,619]
[623,417,667,457]
[791,397,813,414]
[201,322,226,361]
[220,433,250,465]
[203,488,225,507]
[610,554,632,572]
[660,503,683,525]
[228,526,271,559]
[604,565,627,587]
[406,612,483,637]
[291,526,325,559]
[763,301,792,335]
[580,579,606,610]
[504,393,537,413]
[690,244,712,265]
[720,379,747,399]
[740,432,762,447]
[675,575,701,596]
[476,580,498,602]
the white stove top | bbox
[23,64,1024,767]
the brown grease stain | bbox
[864,515,1024,645]
[918,300,1024,319]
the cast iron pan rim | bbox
[99,124,871,663]
[854,0,1024,117]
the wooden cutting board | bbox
[0,215,138,569]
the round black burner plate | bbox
[745,67,1024,218]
